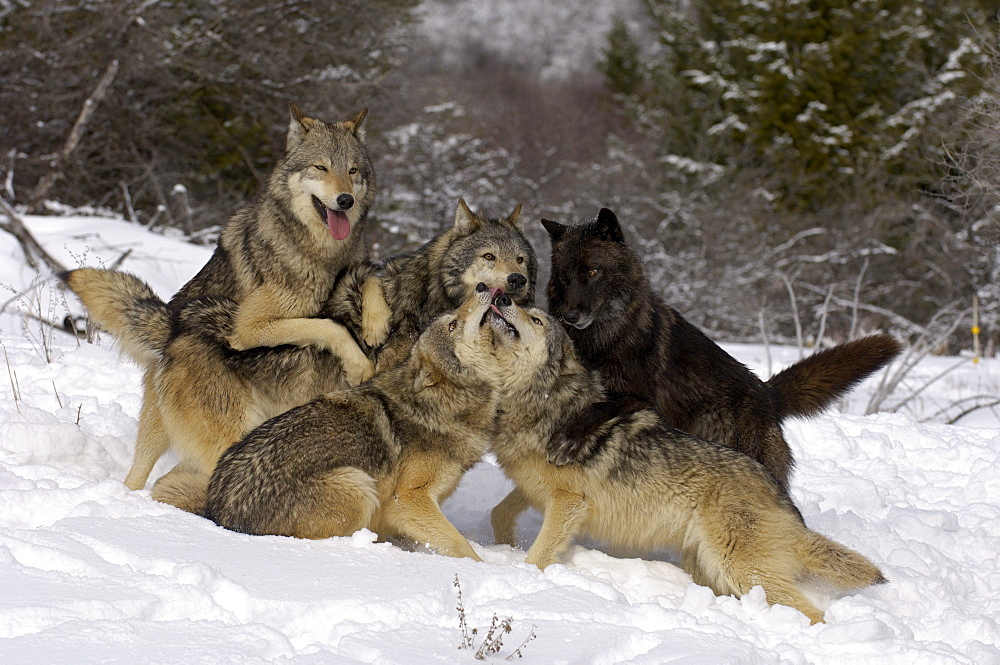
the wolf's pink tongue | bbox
[490,304,502,316]
[326,209,351,240]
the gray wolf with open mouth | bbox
[61,105,382,513]
[486,291,886,624]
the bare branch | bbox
[27,59,120,213]
[0,196,68,274]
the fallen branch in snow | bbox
[0,195,68,274]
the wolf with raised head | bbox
[204,284,515,560]
[486,293,886,624]
[61,105,383,512]
[541,209,903,491]
[329,198,537,372]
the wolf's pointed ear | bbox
[412,351,444,393]
[344,108,368,142]
[594,208,624,243]
[454,198,479,233]
[541,218,566,241]
[507,203,525,231]
[287,103,310,151]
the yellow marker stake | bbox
[972,296,981,365]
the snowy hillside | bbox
[417,0,646,79]
[1,212,999,663]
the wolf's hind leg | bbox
[360,276,391,349]
[524,489,587,569]
[124,374,169,490]
[284,467,379,539]
[695,518,830,624]
[491,487,529,546]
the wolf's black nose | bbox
[476,282,489,293]
[497,293,512,307]
[336,193,355,210]
[507,273,527,291]
[563,309,581,325]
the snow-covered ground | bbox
[1,213,999,663]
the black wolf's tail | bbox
[60,268,171,366]
[766,334,903,420]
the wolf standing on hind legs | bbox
[542,208,903,491]
[61,104,382,512]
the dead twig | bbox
[0,196,69,274]
[27,59,120,212]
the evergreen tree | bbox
[600,18,642,96]
[632,0,992,207]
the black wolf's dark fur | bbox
[542,209,903,491]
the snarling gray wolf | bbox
[204,285,515,560]
[486,292,886,624]
[542,208,903,492]
[61,104,383,512]
[328,198,536,373]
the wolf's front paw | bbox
[362,312,390,348]
[524,549,556,570]
[343,351,376,386]
[225,333,248,351]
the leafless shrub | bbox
[453,575,536,661]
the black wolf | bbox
[542,208,902,491]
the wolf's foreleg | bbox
[228,313,374,385]
[491,487,529,546]
[324,322,376,385]
[524,488,588,569]
[375,455,482,560]
[360,276,391,348]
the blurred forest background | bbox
[2,0,999,353]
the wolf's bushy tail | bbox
[798,531,887,591]
[60,268,171,366]
[766,334,903,420]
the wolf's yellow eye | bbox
[314,165,328,172]
[483,253,495,261]
[587,268,598,277]
[531,317,543,326]
[349,167,358,175]
[448,320,458,332]
[517,256,524,264]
